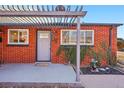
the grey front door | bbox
[37,31,51,62]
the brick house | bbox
[0,5,122,68]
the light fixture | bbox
[14,32,17,35]
[55,5,65,11]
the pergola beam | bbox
[0,11,87,17]
[0,23,76,28]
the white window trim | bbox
[8,29,29,45]
[60,29,94,45]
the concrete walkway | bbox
[0,64,76,83]
[81,75,124,88]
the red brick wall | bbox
[81,26,109,66]
[1,25,118,66]
[2,26,36,63]
[80,26,117,67]
[50,26,117,66]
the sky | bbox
[83,5,124,39]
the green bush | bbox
[56,41,117,67]
[100,41,117,66]
[56,46,90,65]
[87,41,117,67]
[87,47,103,67]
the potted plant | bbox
[90,58,99,72]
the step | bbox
[0,82,84,88]
[35,62,51,67]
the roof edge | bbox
[0,23,123,27]
[81,23,123,26]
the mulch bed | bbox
[80,67,124,75]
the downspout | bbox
[109,26,113,50]
[109,25,114,64]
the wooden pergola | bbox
[0,5,87,81]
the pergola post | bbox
[76,16,81,82]
[109,26,113,64]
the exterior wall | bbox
[2,26,36,63]
[80,26,117,67]
[1,25,118,66]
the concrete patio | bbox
[81,75,124,88]
[0,64,76,83]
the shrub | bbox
[56,46,90,65]
[87,47,103,67]
[101,41,117,66]
[56,41,117,67]
[87,41,117,67]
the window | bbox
[8,29,29,45]
[61,30,94,45]
[85,31,93,44]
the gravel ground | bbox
[80,67,124,75]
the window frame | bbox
[60,29,94,45]
[8,29,29,45]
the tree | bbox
[117,38,124,50]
